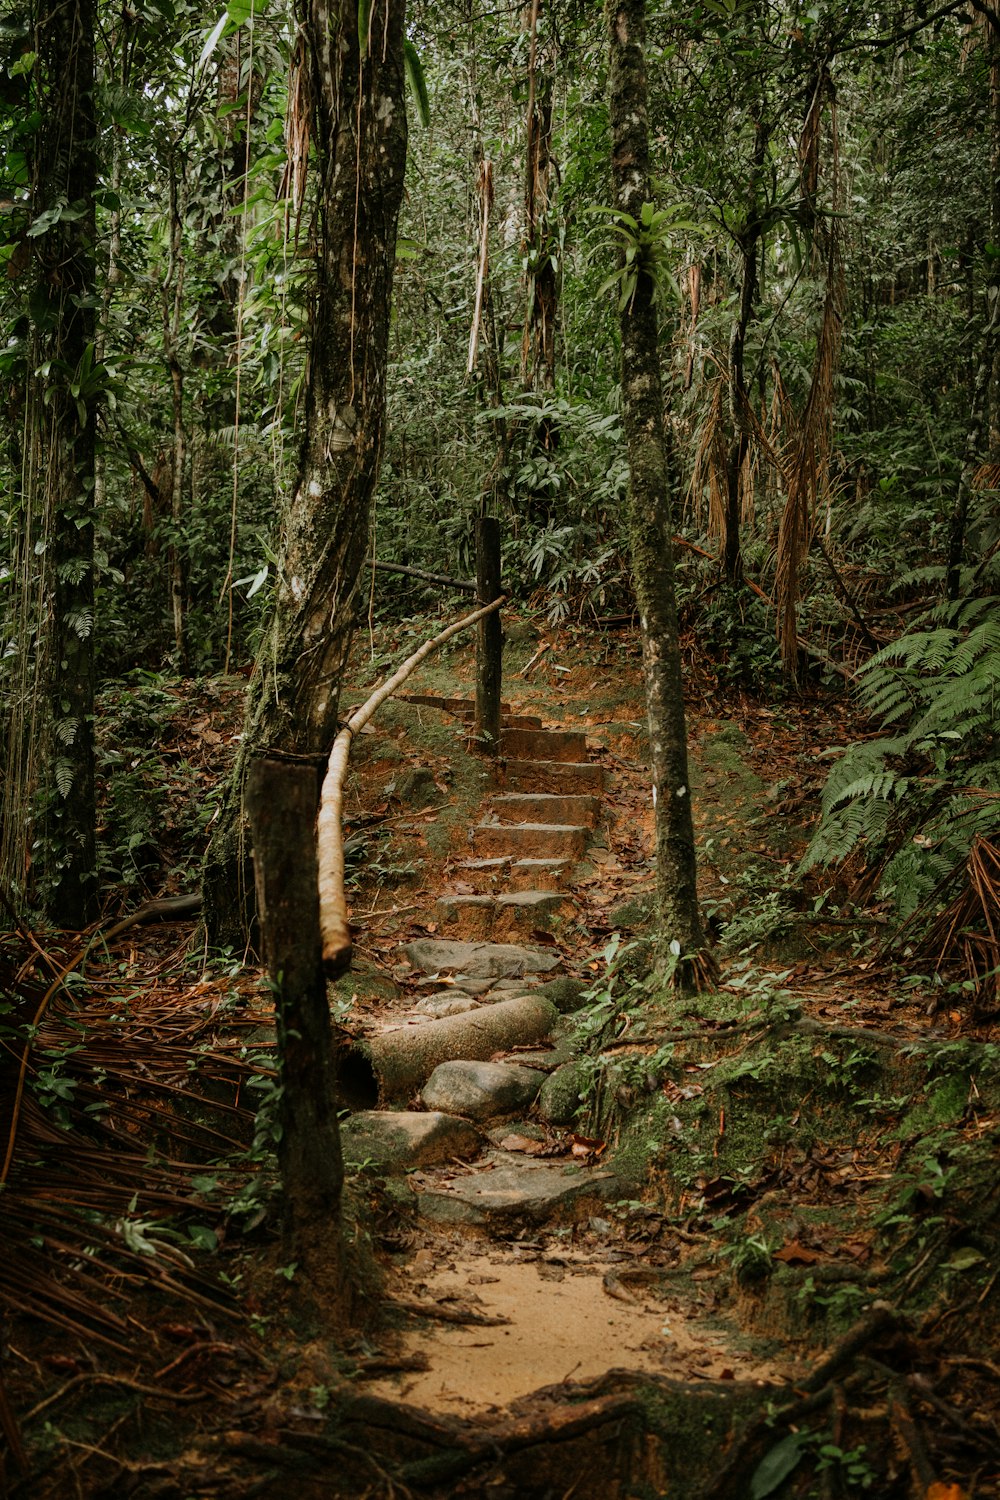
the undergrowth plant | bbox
[803,594,1000,918]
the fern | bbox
[804,594,1000,918]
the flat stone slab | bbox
[411,992,481,1018]
[403,937,561,979]
[472,822,588,860]
[435,890,569,941]
[421,1060,547,1120]
[452,857,572,893]
[417,1155,620,1227]
[491,792,600,828]
[340,1111,484,1172]
[501,727,589,762]
[503,759,605,795]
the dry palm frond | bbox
[774,256,844,675]
[468,157,495,376]
[688,375,729,542]
[973,461,1000,491]
[281,34,311,235]
[0,929,271,1356]
[911,836,1000,1016]
[683,261,701,391]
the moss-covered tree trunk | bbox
[606,0,709,977]
[246,756,349,1310]
[203,0,409,944]
[33,0,98,927]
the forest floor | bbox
[4,610,1000,1498]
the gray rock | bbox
[418,1157,619,1227]
[421,1059,547,1120]
[392,767,442,808]
[340,1111,483,1173]
[537,977,589,1014]
[412,992,480,1019]
[537,1060,591,1125]
[403,938,561,980]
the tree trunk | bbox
[202,0,409,947]
[605,0,710,979]
[723,237,757,585]
[466,4,511,519]
[163,156,188,667]
[245,756,349,1313]
[474,517,502,750]
[521,0,557,393]
[33,0,98,927]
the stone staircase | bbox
[338,693,620,1227]
[404,698,604,965]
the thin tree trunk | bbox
[245,756,349,1314]
[33,0,98,927]
[163,156,187,666]
[521,0,557,393]
[723,237,757,584]
[722,122,766,585]
[202,0,409,946]
[466,3,511,518]
[946,286,1000,600]
[606,0,710,981]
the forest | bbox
[2,0,1000,1494]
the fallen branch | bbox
[632,1013,940,1055]
[391,1300,511,1328]
[372,560,476,593]
[696,1304,901,1500]
[318,596,505,976]
[100,893,202,945]
[519,640,552,677]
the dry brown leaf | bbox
[499,1134,550,1156]
[774,1241,824,1266]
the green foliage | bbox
[590,200,702,311]
[803,596,1000,915]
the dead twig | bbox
[24,1371,210,1424]
[391,1299,511,1328]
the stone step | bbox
[416,1153,620,1228]
[452,857,573,892]
[501,758,604,795]
[402,937,561,979]
[435,890,571,942]
[500,727,589,762]
[472,822,589,860]
[395,693,501,717]
[501,714,543,730]
[490,792,600,829]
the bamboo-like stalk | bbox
[467,158,493,375]
[318,595,505,975]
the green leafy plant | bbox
[803,595,1000,918]
[590,200,703,311]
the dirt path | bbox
[337,684,802,1421]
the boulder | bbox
[537,1060,590,1125]
[421,1060,547,1121]
[403,938,561,979]
[340,1110,483,1173]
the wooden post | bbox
[245,754,348,1307]
[475,516,502,752]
